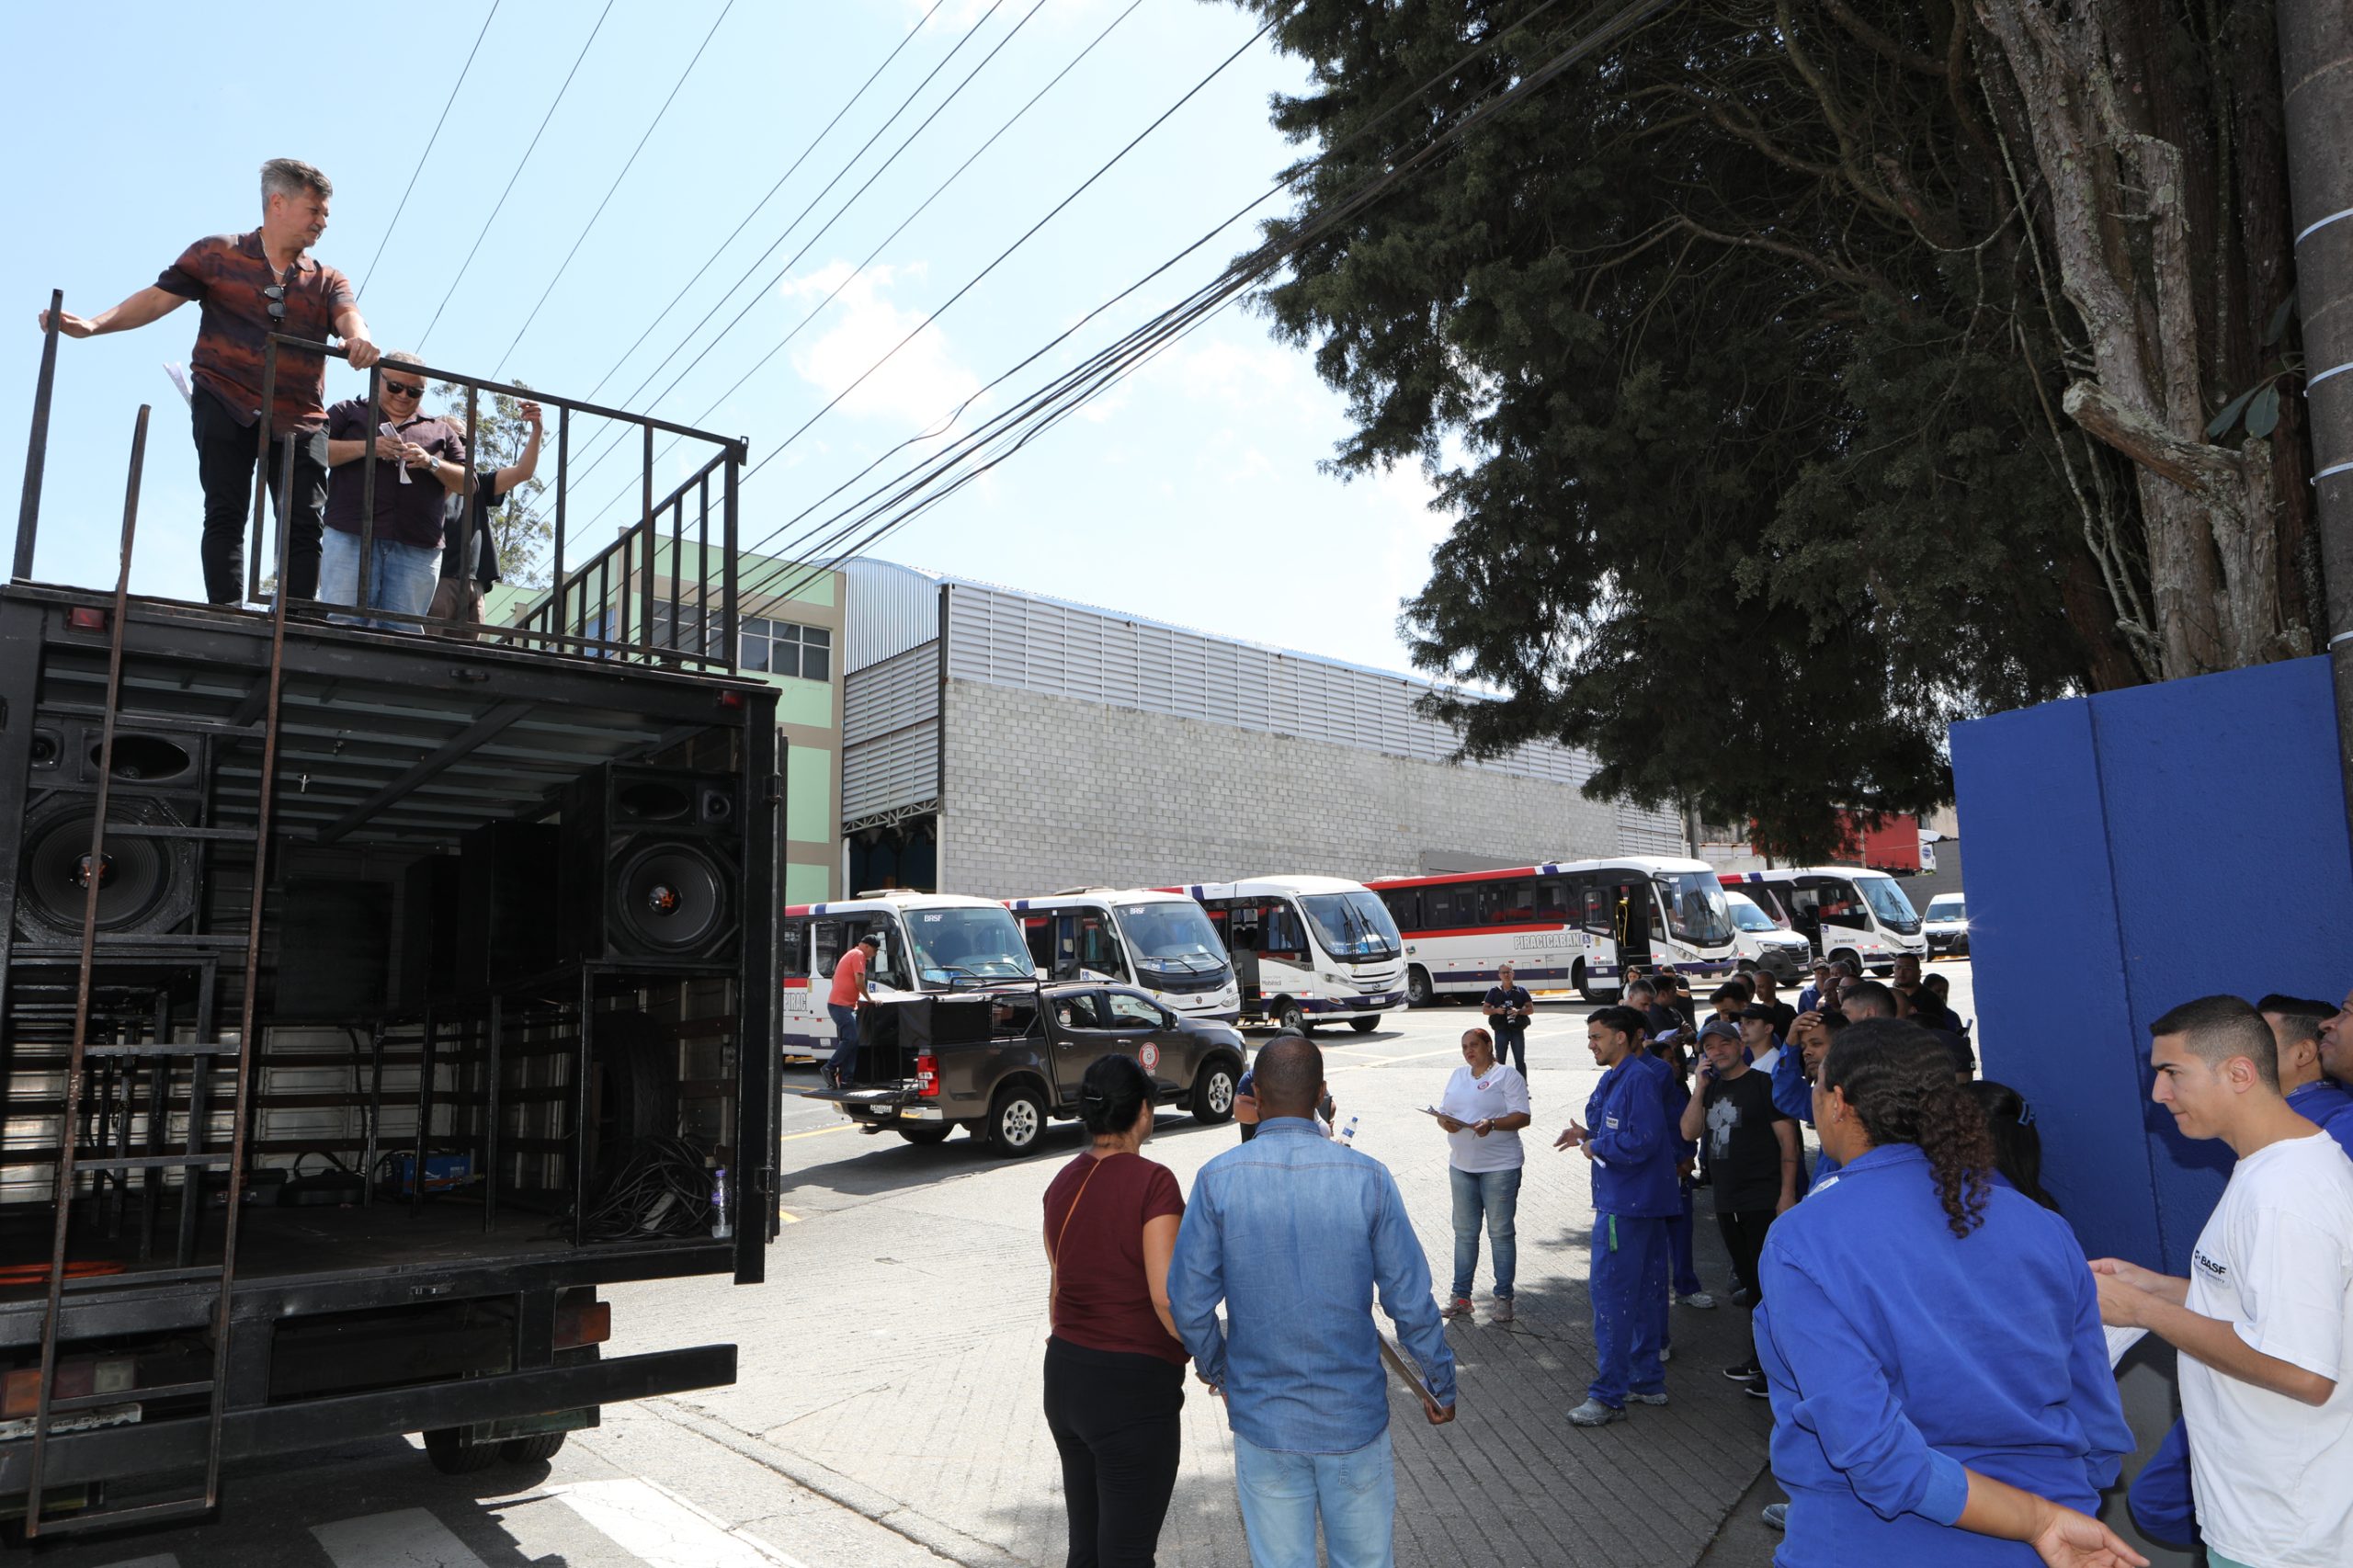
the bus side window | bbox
[1580,883,1610,936]
[1079,915,1126,980]
[858,919,912,989]
[1380,889,1417,931]
[1496,878,1537,924]
[813,920,846,977]
[1020,916,1054,972]
[1427,888,1455,928]
[1535,881,1570,922]
[1265,903,1305,960]
[780,922,808,980]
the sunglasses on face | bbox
[382,381,426,399]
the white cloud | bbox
[778,262,981,431]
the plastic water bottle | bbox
[1338,1116,1359,1147]
[710,1165,733,1240]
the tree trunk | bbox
[1975,0,2285,676]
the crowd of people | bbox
[38,157,522,634]
[1033,964,2353,1568]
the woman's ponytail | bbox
[1820,1017,1995,1238]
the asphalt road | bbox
[30,963,1980,1568]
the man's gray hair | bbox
[382,351,425,368]
[261,158,334,206]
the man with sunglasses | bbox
[321,356,465,629]
[36,158,378,605]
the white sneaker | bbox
[1658,1345,1673,1362]
[1566,1398,1624,1426]
[1676,1291,1716,1309]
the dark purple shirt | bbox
[154,232,352,431]
[324,401,466,548]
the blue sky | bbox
[3,0,1455,674]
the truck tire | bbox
[1348,1016,1380,1034]
[896,1125,953,1145]
[1277,1000,1311,1034]
[500,1431,570,1464]
[1405,966,1434,1007]
[423,1426,501,1474]
[984,1084,1048,1157]
[1191,1059,1238,1124]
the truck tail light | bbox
[915,1051,939,1098]
[554,1292,611,1350]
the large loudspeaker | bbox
[457,822,562,991]
[558,766,741,969]
[13,717,210,946]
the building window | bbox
[743,618,831,680]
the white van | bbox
[1718,868,1927,975]
[1006,888,1241,1020]
[1724,890,1813,981]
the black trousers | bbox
[1715,1207,1775,1301]
[192,388,327,604]
[1042,1337,1184,1568]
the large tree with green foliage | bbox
[433,380,551,585]
[1227,0,2308,858]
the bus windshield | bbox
[1725,895,1777,934]
[1654,871,1733,949]
[1114,901,1230,979]
[904,907,1034,985]
[1859,877,1922,934]
[1299,891,1403,962]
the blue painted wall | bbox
[1949,655,2353,1273]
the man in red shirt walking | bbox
[824,934,880,1089]
[39,158,380,604]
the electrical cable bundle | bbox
[571,1135,716,1243]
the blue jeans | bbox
[1665,1181,1703,1299]
[317,526,441,629]
[1232,1427,1394,1568]
[1588,1213,1667,1407]
[825,1003,860,1079]
[1447,1165,1520,1301]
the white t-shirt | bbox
[2179,1131,2353,1566]
[1437,1062,1530,1173]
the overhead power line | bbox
[723,0,1680,609]
[494,0,736,376]
[542,0,1023,512]
[417,0,618,354]
[358,0,502,299]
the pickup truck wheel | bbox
[423,1426,501,1475]
[500,1431,569,1464]
[985,1085,1048,1157]
[1191,1061,1237,1123]
[1276,1001,1311,1033]
[896,1125,953,1145]
[1405,966,1434,1007]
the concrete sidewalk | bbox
[613,1016,1782,1567]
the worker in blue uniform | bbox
[1755,1019,2141,1565]
[2259,994,2353,1157]
[1556,1006,1681,1427]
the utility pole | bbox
[2279,0,2353,851]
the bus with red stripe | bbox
[780,892,1033,1057]
[1365,858,1738,1006]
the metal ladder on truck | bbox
[19,404,294,1536]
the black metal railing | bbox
[10,302,746,672]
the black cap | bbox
[858,934,881,948]
[1741,1003,1778,1022]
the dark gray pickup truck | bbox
[806,983,1245,1153]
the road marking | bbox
[93,1557,178,1568]
[778,1122,860,1143]
[1327,1045,1464,1074]
[551,1477,809,1568]
[313,1508,486,1568]
[779,1209,801,1223]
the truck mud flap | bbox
[0,1345,736,1492]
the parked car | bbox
[1724,891,1813,981]
[1923,893,1971,958]
[806,983,1245,1154]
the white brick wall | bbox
[940,679,1653,896]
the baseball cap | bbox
[1741,1004,1779,1023]
[1698,1018,1742,1043]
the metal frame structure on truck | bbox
[0,314,779,1539]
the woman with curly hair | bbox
[1753,1019,2142,1567]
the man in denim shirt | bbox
[1170,1038,1457,1568]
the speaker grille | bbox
[16,794,199,944]
[610,839,731,954]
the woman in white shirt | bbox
[1434,1026,1533,1324]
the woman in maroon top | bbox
[1042,1053,1188,1568]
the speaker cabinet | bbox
[457,821,562,991]
[274,878,392,1019]
[14,792,201,945]
[27,718,210,796]
[558,766,741,969]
